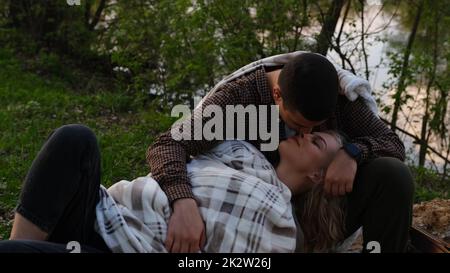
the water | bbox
[327,2,448,172]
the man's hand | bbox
[165,198,206,253]
[324,149,358,197]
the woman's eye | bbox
[313,140,319,148]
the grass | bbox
[0,48,174,239]
[411,166,449,203]
[0,48,448,240]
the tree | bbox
[384,0,450,173]
[1,0,109,59]
[100,0,313,105]
[315,0,346,55]
[390,0,424,132]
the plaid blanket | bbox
[95,140,297,253]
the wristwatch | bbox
[342,142,362,164]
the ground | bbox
[413,198,450,243]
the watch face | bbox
[345,143,361,158]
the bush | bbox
[410,166,449,203]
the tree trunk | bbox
[85,0,92,28]
[419,3,439,168]
[419,85,431,168]
[301,0,309,26]
[7,0,22,28]
[89,0,107,31]
[335,0,351,68]
[316,0,345,56]
[390,0,424,132]
[442,145,450,183]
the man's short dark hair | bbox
[278,53,339,121]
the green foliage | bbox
[1,1,94,55]
[411,166,449,203]
[383,0,450,168]
[0,1,117,94]
[0,49,173,239]
[100,0,314,106]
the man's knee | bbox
[362,157,414,201]
[51,124,98,148]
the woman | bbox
[0,124,346,252]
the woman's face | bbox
[278,131,341,177]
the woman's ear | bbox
[272,86,283,105]
[307,169,325,184]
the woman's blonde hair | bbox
[293,185,347,252]
[292,130,347,252]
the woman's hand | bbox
[324,149,357,196]
[165,198,206,253]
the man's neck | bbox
[266,69,282,90]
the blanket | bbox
[196,51,378,115]
[95,140,297,253]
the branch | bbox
[336,0,350,47]
[89,0,107,31]
[380,117,450,165]
[329,41,357,74]
[315,0,345,55]
[359,0,369,80]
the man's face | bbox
[278,100,325,133]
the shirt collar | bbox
[255,67,274,105]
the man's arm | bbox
[324,96,406,197]
[337,96,406,163]
[146,129,200,203]
[147,85,252,252]
[147,82,258,203]
[147,76,262,252]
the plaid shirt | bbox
[146,67,405,204]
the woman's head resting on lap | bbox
[276,130,343,195]
[276,130,347,252]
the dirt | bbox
[413,198,450,243]
[347,198,450,252]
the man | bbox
[147,53,414,253]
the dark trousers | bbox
[0,124,109,253]
[345,157,414,253]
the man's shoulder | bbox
[213,67,272,105]
[336,95,367,111]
